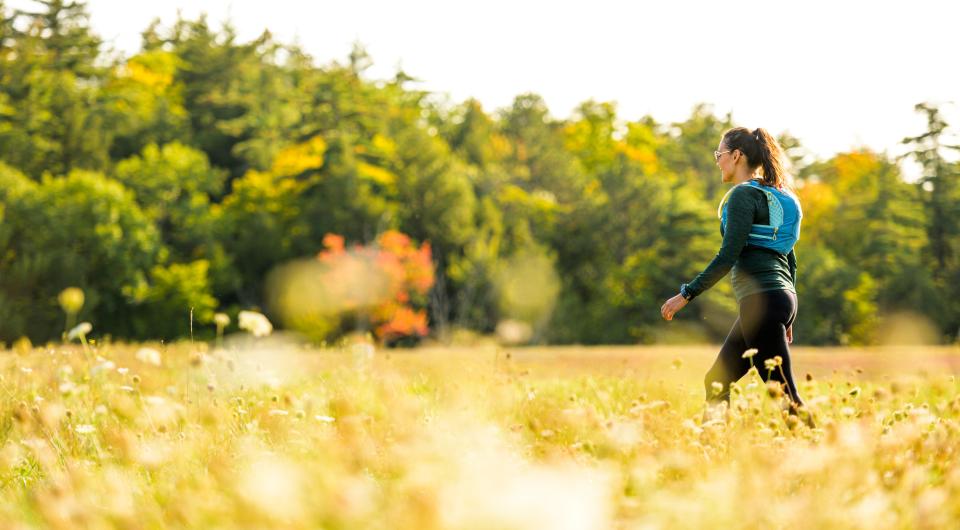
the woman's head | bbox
[715,127,787,188]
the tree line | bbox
[1,0,958,346]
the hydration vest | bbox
[718,179,802,255]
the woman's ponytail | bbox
[753,128,786,189]
[722,127,788,189]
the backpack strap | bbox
[717,180,785,241]
[717,186,737,219]
[746,183,783,240]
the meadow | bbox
[1,339,959,529]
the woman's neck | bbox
[733,170,761,185]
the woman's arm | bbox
[787,248,797,286]
[683,187,756,299]
[787,248,797,343]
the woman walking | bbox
[660,127,810,424]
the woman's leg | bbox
[740,290,804,408]
[704,317,753,404]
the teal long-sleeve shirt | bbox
[685,184,797,301]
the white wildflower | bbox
[75,424,95,434]
[91,360,116,375]
[67,322,92,341]
[135,348,162,367]
[214,312,231,328]
[238,311,273,338]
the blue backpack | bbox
[718,179,802,255]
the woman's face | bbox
[715,141,737,183]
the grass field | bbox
[2,339,959,529]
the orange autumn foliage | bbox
[317,230,434,341]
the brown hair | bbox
[722,127,787,189]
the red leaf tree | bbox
[317,230,434,342]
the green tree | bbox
[160,16,307,177]
[800,151,933,314]
[551,104,716,343]
[103,49,190,160]
[0,170,160,342]
[126,260,218,340]
[216,142,317,304]
[793,245,879,345]
[114,142,226,260]
[0,0,111,177]
[902,103,960,339]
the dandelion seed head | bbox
[214,312,231,328]
[238,453,305,519]
[238,310,273,338]
[39,404,65,429]
[766,381,784,398]
[66,322,92,341]
[135,439,171,468]
[135,348,162,367]
[495,319,533,345]
[434,414,614,530]
[90,360,115,375]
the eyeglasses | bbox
[714,149,732,162]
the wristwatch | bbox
[679,283,693,301]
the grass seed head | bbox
[767,381,784,399]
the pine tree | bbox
[902,102,960,339]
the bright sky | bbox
[10,0,960,175]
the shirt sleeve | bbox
[684,186,756,299]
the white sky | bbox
[10,0,960,176]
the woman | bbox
[660,127,810,423]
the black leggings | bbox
[705,289,804,407]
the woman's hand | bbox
[786,324,793,344]
[660,293,688,321]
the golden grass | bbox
[1,340,959,529]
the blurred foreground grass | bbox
[2,340,960,529]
